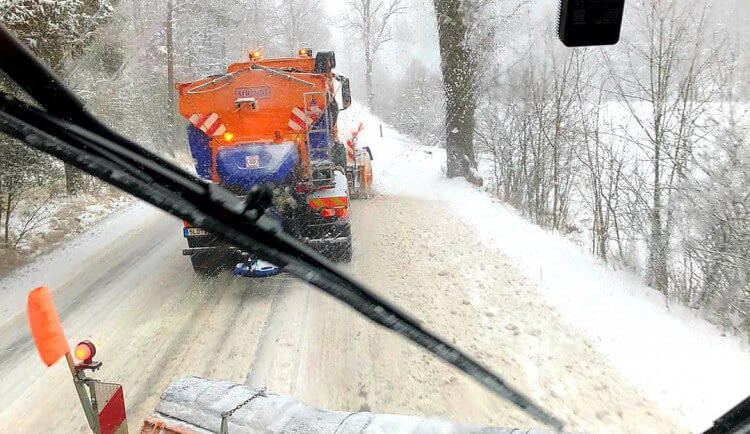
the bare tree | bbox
[341,0,405,109]
[0,139,59,247]
[271,0,331,55]
[11,192,55,250]
[574,76,627,262]
[673,46,750,330]
[377,59,445,143]
[476,43,585,230]
[530,49,583,229]
[605,0,721,294]
[166,0,176,156]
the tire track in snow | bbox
[197,276,280,379]
[243,277,288,388]
[124,277,232,415]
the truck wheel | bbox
[332,141,347,168]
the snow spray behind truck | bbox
[176,49,373,275]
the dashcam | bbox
[558,0,626,47]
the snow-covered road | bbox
[0,104,746,433]
[0,194,683,433]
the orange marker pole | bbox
[65,352,76,375]
[27,286,97,432]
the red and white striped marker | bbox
[288,103,324,131]
[96,383,128,434]
[188,113,227,136]
[345,139,355,166]
[308,101,323,122]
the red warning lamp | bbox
[320,208,336,218]
[335,207,349,218]
[74,340,96,364]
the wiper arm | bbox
[0,25,563,431]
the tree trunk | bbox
[166,0,176,156]
[363,0,374,109]
[365,47,374,109]
[4,193,11,246]
[648,140,669,294]
[0,191,4,246]
[64,164,83,194]
[434,0,481,185]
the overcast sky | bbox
[322,0,562,79]
[321,0,749,92]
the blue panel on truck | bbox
[215,141,299,190]
[187,125,213,180]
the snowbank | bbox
[339,102,750,431]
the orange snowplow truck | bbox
[176,49,372,274]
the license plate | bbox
[186,228,209,236]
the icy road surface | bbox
[0,196,684,433]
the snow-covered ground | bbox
[0,187,134,277]
[340,102,750,432]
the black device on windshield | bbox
[558,0,626,47]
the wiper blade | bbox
[0,25,563,431]
[704,395,750,434]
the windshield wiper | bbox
[704,395,750,434]
[0,25,563,431]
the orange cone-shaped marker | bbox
[27,285,69,366]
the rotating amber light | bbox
[74,340,96,363]
[250,50,263,60]
[223,132,234,142]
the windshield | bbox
[0,1,749,433]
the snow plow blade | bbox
[140,377,563,434]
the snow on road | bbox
[0,103,744,434]
[341,102,750,431]
[0,194,682,433]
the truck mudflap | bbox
[140,377,562,434]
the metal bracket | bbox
[251,64,316,87]
[235,97,258,111]
[242,185,274,220]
